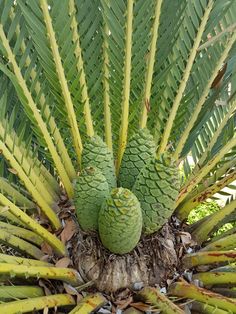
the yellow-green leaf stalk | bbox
[0,119,56,205]
[173,33,236,161]
[198,22,236,51]
[169,280,236,313]
[202,233,236,251]
[0,253,52,267]
[0,263,82,285]
[139,0,163,129]
[0,193,66,256]
[157,0,214,155]
[0,294,75,314]
[177,136,236,207]
[0,208,26,227]
[0,91,58,197]
[0,221,43,246]
[176,157,236,208]
[0,177,34,209]
[9,7,76,181]
[116,0,134,174]
[139,287,184,314]
[68,294,107,314]
[193,272,236,287]
[207,224,236,244]
[191,302,228,314]
[69,0,95,138]
[0,229,44,259]
[103,22,113,151]
[182,251,236,268]
[187,99,236,178]
[0,285,44,300]
[0,24,73,198]
[176,168,236,220]
[0,177,35,209]
[40,0,83,166]
[0,81,59,196]
[0,139,61,229]
[191,198,236,244]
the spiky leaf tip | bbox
[82,135,116,189]
[133,152,180,235]
[75,167,109,232]
[118,128,156,189]
[98,187,142,254]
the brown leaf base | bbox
[71,222,184,293]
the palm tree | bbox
[0,0,235,312]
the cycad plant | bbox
[0,0,236,312]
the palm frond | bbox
[139,0,163,129]
[0,192,66,255]
[8,6,77,180]
[0,11,73,197]
[0,177,34,209]
[0,294,75,313]
[170,280,236,313]
[0,285,44,301]
[153,1,236,151]
[116,0,134,173]
[69,0,94,138]
[177,135,236,206]
[39,0,83,163]
[173,32,236,160]
[0,228,44,259]
[192,198,236,244]
[157,0,214,155]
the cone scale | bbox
[82,135,116,189]
[98,187,142,254]
[133,153,180,234]
[118,128,156,189]
[75,167,109,232]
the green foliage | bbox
[216,222,236,236]
[188,201,235,235]
[98,187,142,254]
[188,201,220,224]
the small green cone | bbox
[75,167,109,232]
[118,128,156,189]
[133,153,180,235]
[82,135,116,189]
[98,187,142,254]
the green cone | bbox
[118,128,156,189]
[75,167,109,232]
[98,187,142,254]
[133,153,180,235]
[82,135,116,189]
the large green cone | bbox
[132,153,180,235]
[98,187,142,254]
[82,135,116,189]
[75,167,109,232]
[118,128,156,189]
